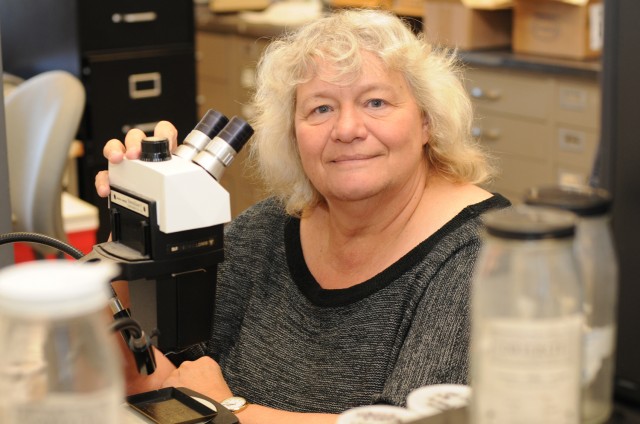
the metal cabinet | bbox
[0,0,198,241]
[465,66,601,202]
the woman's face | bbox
[294,52,429,205]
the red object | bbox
[13,229,97,263]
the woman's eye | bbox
[314,105,331,114]
[368,99,385,108]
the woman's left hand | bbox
[161,356,234,401]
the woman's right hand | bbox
[94,121,179,198]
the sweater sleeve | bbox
[176,198,286,362]
[374,237,481,406]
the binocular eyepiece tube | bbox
[192,116,254,181]
[140,109,254,181]
[174,109,230,161]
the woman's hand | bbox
[94,121,179,198]
[161,356,233,401]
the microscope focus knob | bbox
[141,137,171,162]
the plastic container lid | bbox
[524,185,613,217]
[483,205,576,240]
[337,405,420,424]
[406,384,471,417]
[0,260,119,319]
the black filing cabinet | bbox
[0,0,198,242]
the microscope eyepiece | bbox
[217,116,254,153]
[140,137,171,162]
[195,109,229,139]
[174,109,230,161]
[192,116,254,181]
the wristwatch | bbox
[221,396,249,413]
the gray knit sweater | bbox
[187,194,510,414]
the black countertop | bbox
[459,49,601,79]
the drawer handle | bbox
[472,126,501,141]
[558,128,586,152]
[129,72,162,99]
[112,12,158,24]
[470,86,501,101]
[122,122,159,135]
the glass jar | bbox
[470,205,583,424]
[0,260,124,424]
[525,185,618,424]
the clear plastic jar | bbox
[470,205,583,424]
[525,185,618,424]
[0,260,124,424]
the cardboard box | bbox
[329,0,392,8]
[392,0,425,17]
[424,0,513,50]
[513,0,604,59]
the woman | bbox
[96,9,510,423]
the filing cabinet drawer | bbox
[235,36,270,67]
[473,109,552,160]
[554,77,601,130]
[196,32,232,82]
[466,68,554,120]
[197,79,236,119]
[83,48,197,156]
[554,125,599,174]
[233,36,270,105]
[78,0,193,53]
[491,154,554,201]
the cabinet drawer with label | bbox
[78,0,193,53]
[554,125,599,173]
[473,109,553,160]
[83,48,197,148]
[554,78,601,130]
[466,68,554,120]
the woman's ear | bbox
[422,116,429,146]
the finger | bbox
[103,139,126,164]
[154,121,179,152]
[123,128,147,160]
[95,170,111,198]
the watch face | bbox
[222,396,247,412]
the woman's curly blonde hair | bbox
[248,8,495,215]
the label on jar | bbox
[583,324,615,385]
[3,389,121,424]
[473,315,582,424]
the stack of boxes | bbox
[331,0,604,60]
[423,0,604,60]
[511,0,603,59]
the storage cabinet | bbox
[194,11,601,212]
[0,0,198,241]
[465,66,600,201]
[196,31,269,216]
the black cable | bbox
[110,316,159,375]
[108,317,143,338]
[0,231,119,297]
[0,232,84,259]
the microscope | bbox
[82,110,253,373]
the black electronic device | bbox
[82,110,253,362]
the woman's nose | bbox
[331,106,367,143]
